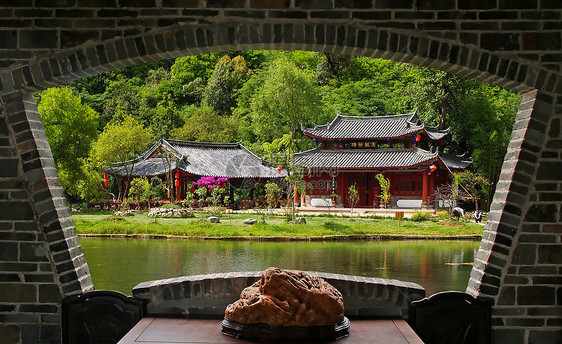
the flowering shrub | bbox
[193,176,229,206]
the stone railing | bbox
[132,271,425,319]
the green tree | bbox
[204,55,252,115]
[250,58,330,147]
[129,177,151,201]
[375,173,391,209]
[89,116,154,200]
[263,134,306,220]
[449,81,519,207]
[265,181,282,210]
[171,54,219,85]
[347,184,360,216]
[37,87,99,199]
[324,79,389,116]
[170,106,241,143]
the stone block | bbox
[537,161,562,180]
[19,30,58,49]
[512,244,537,264]
[0,325,19,343]
[0,283,36,302]
[0,273,20,282]
[0,242,17,261]
[38,284,62,304]
[295,0,331,9]
[19,304,58,313]
[529,330,562,343]
[491,329,525,344]
[19,243,49,263]
[225,10,266,18]
[162,0,198,7]
[538,245,562,264]
[517,286,555,305]
[375,0,413,9]
[24,273,54,283]
[518,266,557,275]
[519,233,557,243]
[481,33,520,51]
[523,32,562,50]
[310,11,350,19]
[120,0,155,6]
[21,323,61,344]
[542,0,562,9]
[506,317,544,327]
[524,204,558,222]
[60,30,100,49]
[0,201,34,221]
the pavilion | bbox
[294,112,471,209]
[105,138,285,202]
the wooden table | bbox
[118,317,424,343]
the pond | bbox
[80,237,479,296]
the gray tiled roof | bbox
[438,152,472,170]
[294,147,438,169]
[106,139,285,179]
[301,112,448,141]
[293,147,470,171]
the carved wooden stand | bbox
[221,317,351,342]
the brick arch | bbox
[1,15,560,344]
[4,23,549,94]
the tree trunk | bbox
[438,99,447,130]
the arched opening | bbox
[1,16,558,343]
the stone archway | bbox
[0,4,560,344]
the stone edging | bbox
[78,233,482,241]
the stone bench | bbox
[132,271,425,319]
[310,198,333,207]
[396,199,423,208]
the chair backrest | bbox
[62,290,145,344]
[408,291,491,344]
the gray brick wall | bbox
[0,2,560,343]
[0,90,93,343]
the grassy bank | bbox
[72,210,484,239]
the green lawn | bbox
[72,211,484,239]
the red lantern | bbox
[415,134,421,143]
[175,179,180,187]
[103,172,108,180]
[104,180,109,187]
[191,186,195,193]
[175,171,180,179]
[429,164,437,175]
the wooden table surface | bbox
[118,317,424,344]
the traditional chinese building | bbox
[294,112,471,208]
[105,139,285,202]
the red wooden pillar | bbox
[422,170,428,206]
[429,172,435,207]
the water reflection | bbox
[80,238,478,296]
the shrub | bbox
[410,211,430,222]
[160,203,182,209]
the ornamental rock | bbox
[225,267,344,327]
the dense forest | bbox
[35,50,521,207]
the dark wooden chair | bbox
[62,290,145,344]
[408,291,491,344]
